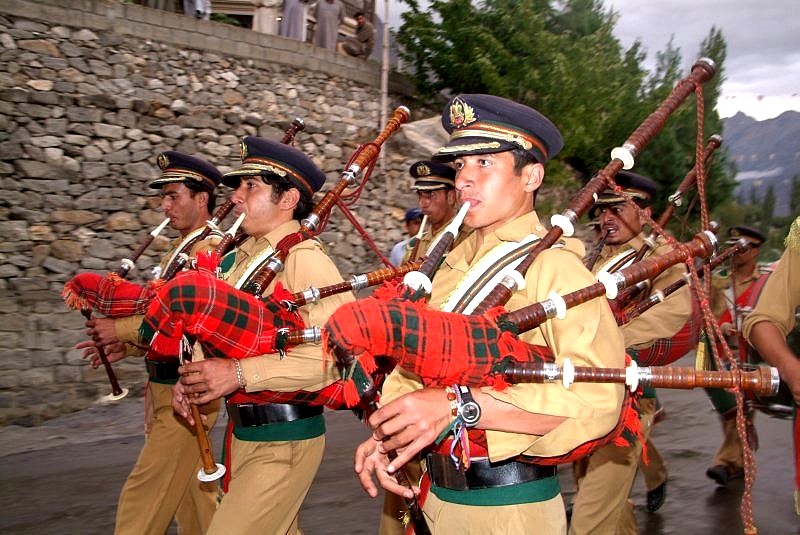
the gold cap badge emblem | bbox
[449,96,477,129]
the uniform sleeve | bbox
[114,315,146,346]
[621,253,692,348]
[743,247,800,340]
[482,247,626,460]
[240,244,354,393]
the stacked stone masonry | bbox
[0,0,439,425]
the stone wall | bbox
[0,0,440,425]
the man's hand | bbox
[354,436,418,499]
[76,340,126,368]
[178,359,239,405]
[172,380,198,425]
[367,388,451,475]
[85,317,120,347]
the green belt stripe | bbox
[431,475,560,506]
[233,413,325,442]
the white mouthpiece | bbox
[150,217,171,237]
[227,212,246,236]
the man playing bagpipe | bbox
[402,160,463,263]
[743,216,800,515]
[68,152,223,535]
[346,94,627,534]
[705,225,766,486]
[160,137,354,534]
[570,172,687,534]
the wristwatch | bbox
[456,385,481,427]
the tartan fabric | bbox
[322,296,554,403]
[62,272,156,317]
[634,293,701,366]
[140,269,304,360]
[227,382,349,410]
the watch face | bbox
[461,402,481,425]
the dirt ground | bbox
[1,354,797,534]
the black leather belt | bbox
[145,358,180,381]
[426,453,556,491]
[226,401,323,428]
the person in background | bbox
[280,0,309,41]
[184,0,210,19]
[705,225,766,486]
[403,160,461,263]
[252,0,281,35]
[389,207,424,267]
[338,11,375,59]
[313,0,344,50]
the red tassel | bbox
[359,352,378,375]
[149,320,184,357]
[373,280,404,300]
[61,284,89,310]
[343,380,361,407]
[195,250,221,274]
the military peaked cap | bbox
[149,151,221,191]
[433,94,563,164]
[222,136,326,196]
[728,225,766,246]
[409,160,456,191]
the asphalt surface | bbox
[1,354,797,534]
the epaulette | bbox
[785,216,800,252]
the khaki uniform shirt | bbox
[743,221,800,340]
[403,216,470,263]
[222,220,354,393]
[382,211,625,461]
[710,263,761,322]
[594,233,692,349]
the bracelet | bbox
[233,359,246,389]
[444,385,458,421]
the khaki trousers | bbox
[638,437,668,491]
[569,397,658,535]
[115,382,220,535]
[206,434,325,535]
[422,491,566,535]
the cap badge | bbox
[415,163,431,177]
[449,96,476,129]
[157,153,170,170]
[240,140,248,161]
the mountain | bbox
[722,110,800,217]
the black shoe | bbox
[706,464,744,486]
[646,481,666,512]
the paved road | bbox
[1,355,797,534]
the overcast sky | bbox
[384,0,799,121]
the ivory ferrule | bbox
[668,191,683,207]
[610,143,636,170]
[119,258,135,272]
[597,271,624,299]
[625,361,639,392]
[562,358,575,389]
[550,210,576,237]
[547,290,567,320]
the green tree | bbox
[395,1,734,224]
